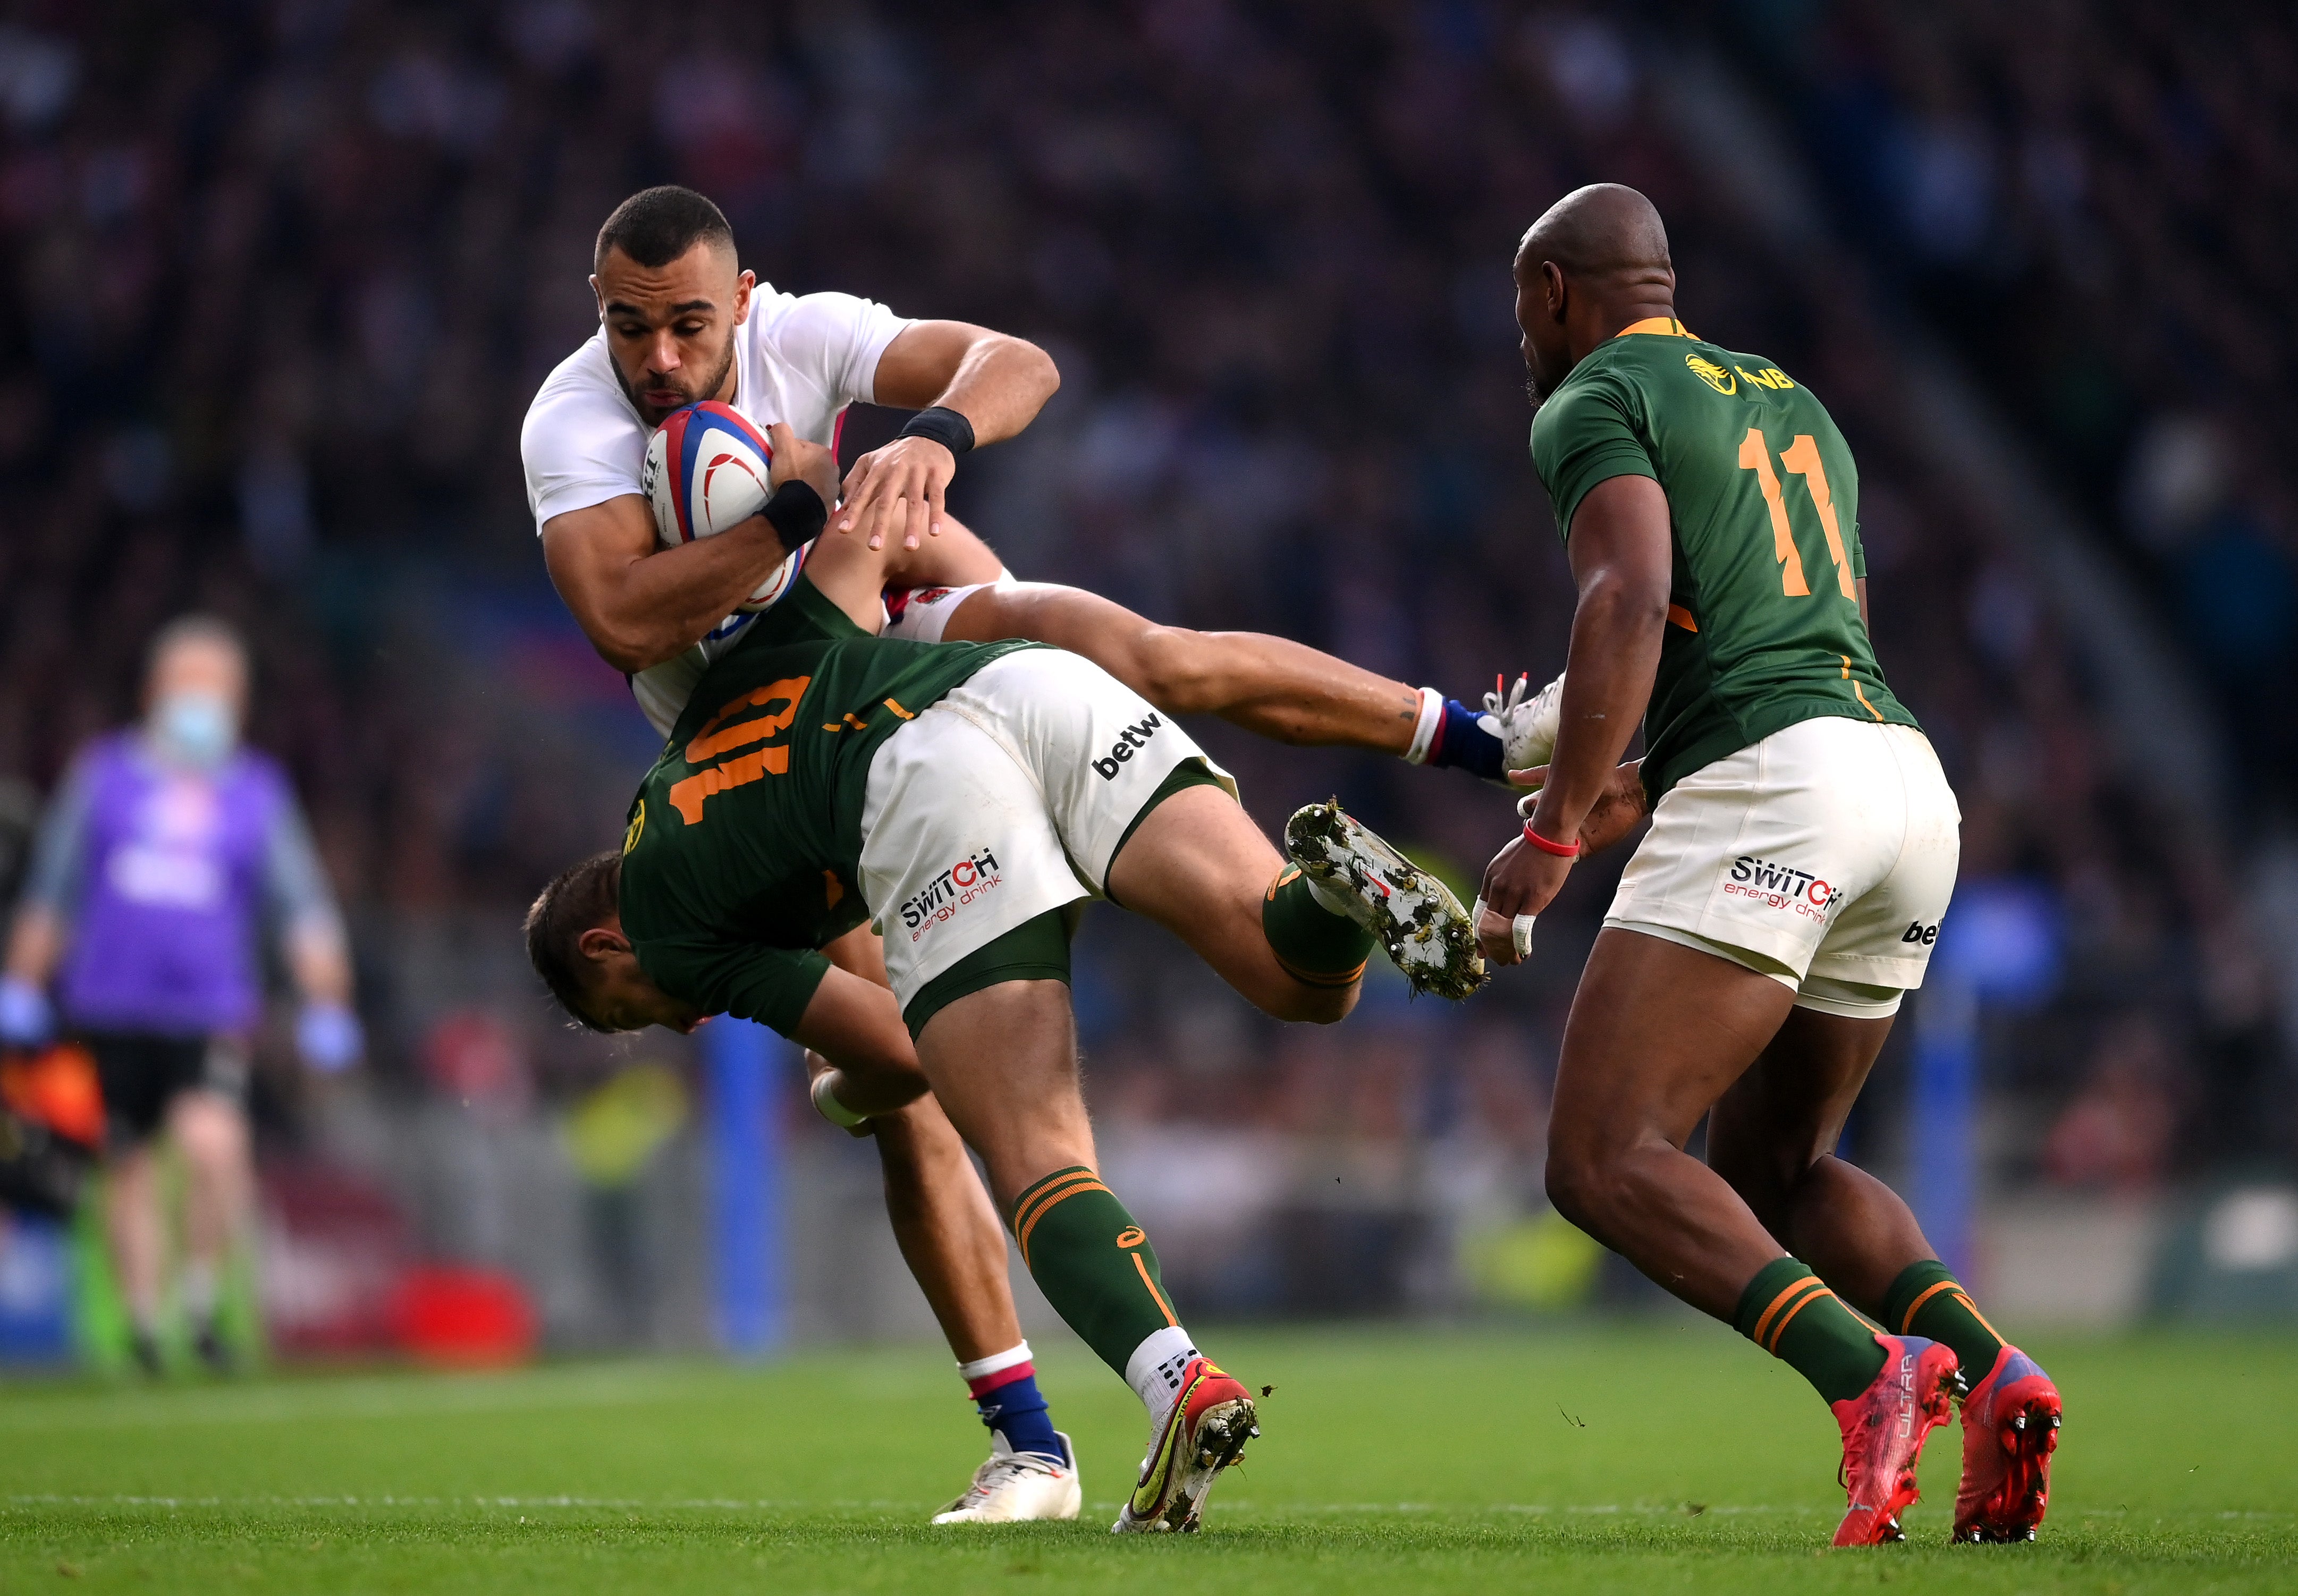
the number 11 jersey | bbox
[1531,318,1917,802]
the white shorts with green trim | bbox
[859,648,1234,1011]
[1602,716,1960,1016]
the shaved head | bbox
[1516,183,1671,279]
[1513,184,1678,401]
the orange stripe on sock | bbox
[1763,1284,1835,1353]
[1010,1168,1096,1230]
[1898,1278,1962,1334]
[1130,1251,1178,1327]
[1014,1177,1109,1268]
[1012,1172,1103,1240]
[1751,1275,1823,1348]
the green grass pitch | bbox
[1,1322,2290,1593]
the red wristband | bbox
[1522,821,1581,858]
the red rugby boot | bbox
[1953,1345,2061,1542]
[1830,1334,1961,1547]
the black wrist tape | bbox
[896,405,976,455]
[761,478,826,549]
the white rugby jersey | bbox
[520,284,911,735]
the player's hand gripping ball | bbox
[643,401,802,612]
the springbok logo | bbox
[622,800,645,855]
[1687,353,1737,394]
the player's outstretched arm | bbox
[837,321,1059,552]
[938,583,1425,754]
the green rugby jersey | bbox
[1531,318,1917,800]
[616,575,1039,1035]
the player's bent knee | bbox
[1542,1136,1640,1232]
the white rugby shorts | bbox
[859,648,1234,1009]
[881,570,1017,644]
[1603,717,1959,1016]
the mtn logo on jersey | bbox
[899,847,1002,940]
[1726,855,1837,922]
[1092,714,1165,779]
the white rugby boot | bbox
[1283,800,1486,1000]
[931,1431,1082,1525]
[1484,671,1564,779]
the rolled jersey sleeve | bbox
[1532,372,1659,544]
[261,793,347,953]
[757,291,914,410]
[16,755,97,920]
[636,938,831,1039]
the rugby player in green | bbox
[1475,185,2060,1546]
[524,592,1481,1534]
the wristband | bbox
[761,479,826,549]
[895,405,976,456]
[1522,821,1581,858]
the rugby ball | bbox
[643,401,802,612]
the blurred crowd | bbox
[1717,0,2298,806]
[0,0,2288,1329]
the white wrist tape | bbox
[810,1069,871,1128]
[1403,686,1445,765]
[1470,895,1537,960]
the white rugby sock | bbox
[1124,1325,1202,1431]
[1401,686,1445,764]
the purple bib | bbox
[57,734,286,1035]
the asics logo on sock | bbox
[1092,715,1164,779]
[900,847,1002,936]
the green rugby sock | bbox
[1009,1166,1181,1380]
[1883,1259,2006,1380]
[1735,1257,1886,1405]
[1262,865,1373,987]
